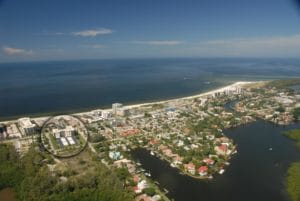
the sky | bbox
[0,0,300,62]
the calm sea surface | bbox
[0,58,300,119]
[131,120,300,201]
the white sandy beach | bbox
[121,81,255,109]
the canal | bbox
[131,120,300,201]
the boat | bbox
[219,169,225,174]
[269,147,273,151]
[170,163,176,168]
[150,151,155,156]
[145,172,151,177]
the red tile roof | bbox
[184,163,195,170]
[203,158,215,165]
[121,129,140,137]
[218,144,228,152]
[198,166,208,172]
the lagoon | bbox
[131,120,300,201]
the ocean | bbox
[0,58,300,120]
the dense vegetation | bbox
[282,129,300,201]
[283,129,300,148]
[267,78,300,89]
[286,162,300,201]
[292,108,300,121]
[0,144,134,201]
[0,144,23,189]
[283,129,300,141]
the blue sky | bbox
[1,0,300,62]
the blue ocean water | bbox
[0,58,300,119]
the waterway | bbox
[131,120,300,201]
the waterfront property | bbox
[17,117,37,135]
[131,119,300,201]
[1,80,300,201]
[40,115,88,157]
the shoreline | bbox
[0,81,259,124]
[116,81,255,109]
[0,82,230,122]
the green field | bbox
[283,129,300,201]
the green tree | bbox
[293,108,300,120]
[116,167,131,188]
[0,144,23,189]
[143,187,156,196]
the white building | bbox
[18,117,36,135]
[236,87,242,94]
[112,103,123,115]
[101,111,113,119]
[116,107,130,116]
[52,126,75,139]
[66,136,75,145]
[275,97,294,106]
[91,109,102,116]
[60,137,69,146]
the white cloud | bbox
[191,34,300,57]
[83,44,106,49]
[205,35,300,47]
[36,31,66,36]
[72,28,113,37]
[132,40,184,46]
[2,47,34,56]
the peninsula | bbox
[1,79,300,201]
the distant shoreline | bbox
[0,81,258,123]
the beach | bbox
[120,81,255,109]
[0,81,257,124]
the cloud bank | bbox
[132,40,184,46]
[205,34,300,47]
[83,44,106,49]
[2,47,34,56]
[72,28,113,37]
[192,34,300,57]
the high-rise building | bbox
[112,103,123,115]
[17,117,37,135]
[52,126,75,138]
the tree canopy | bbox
[0,144,134,201]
